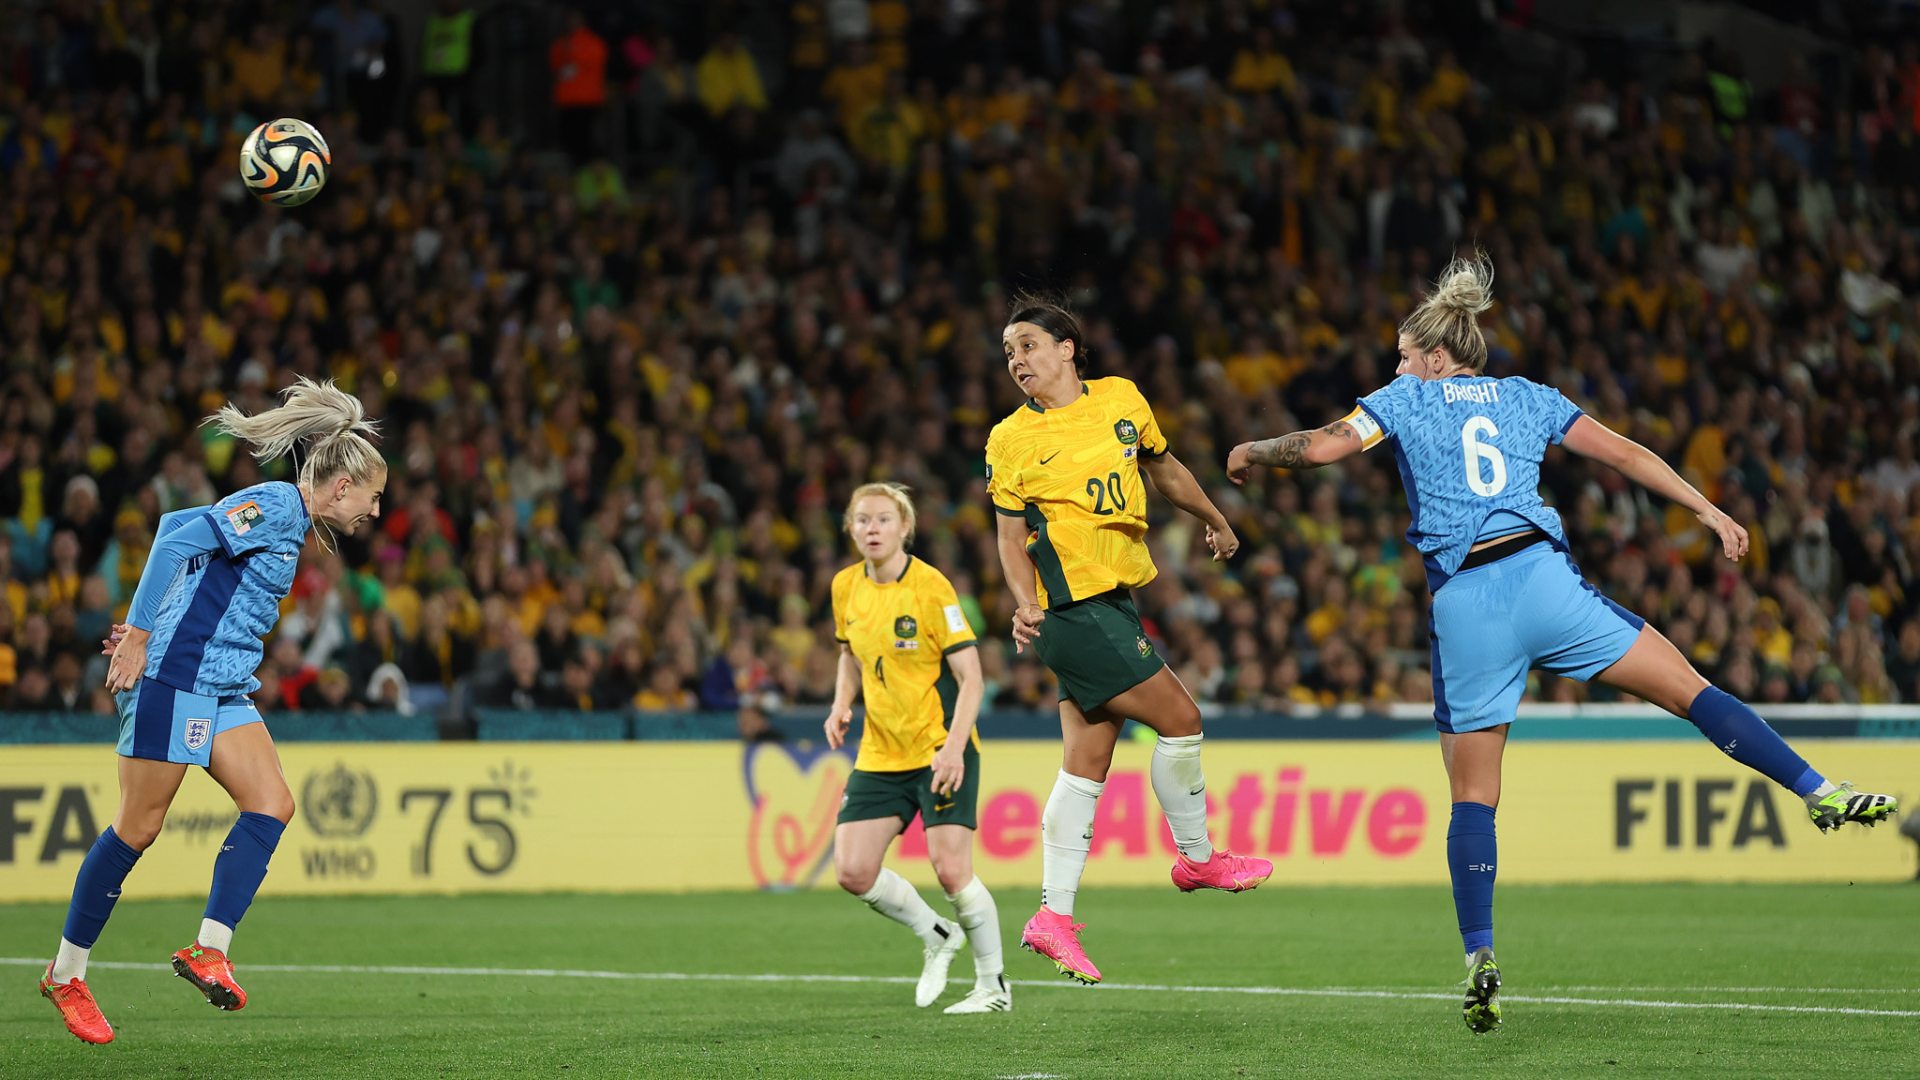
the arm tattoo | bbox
[1247,422,1356,470]
[1247,432,1314,469]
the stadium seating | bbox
[2,0,1917,731]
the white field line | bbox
[4,958,1917,1019]
[1500,984,1920,994]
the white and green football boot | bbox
[1803,783,1899,833]
[1462,948,1501,1034]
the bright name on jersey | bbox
[1442,381,1500,405]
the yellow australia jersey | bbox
[832,556,980,772]
[985,377,1167,608]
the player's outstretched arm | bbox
[1227,416,1368,481]
[1140,451,1239,560]
[1559,414,1749,561]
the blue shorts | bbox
[115,677,264,766]
[1429,543,1644,734]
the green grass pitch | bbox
[3,883,1916,1078]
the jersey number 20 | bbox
[1461,417,1508,497]
[1085,472,1128,515]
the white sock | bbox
[1041,770,1104,916]
[198,918,234,953]
[1812,780,1838,798]
[857,868,945,946]
[1151,734,1215,862]
[947,876,1004,986]
[51,938,89,984]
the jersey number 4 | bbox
[1461,417,1508,497]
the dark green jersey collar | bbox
[1024,382,1091,413]
[863,554,915,583]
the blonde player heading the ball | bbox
[41,378,384,1044]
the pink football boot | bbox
[1020,906,1101,984]
[1170,849,1273,893]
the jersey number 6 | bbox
[1086,472,1128,515]
[1461,416,1508,497]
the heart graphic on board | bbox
[743,741,854,890]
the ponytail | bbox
[206,376,383,491]
[1399,251,1495,373]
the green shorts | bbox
[1034,589,1166,710]
[838,741,980,830]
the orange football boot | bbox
[40,965,114,1044]
[172,943,248,1010]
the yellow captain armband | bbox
[1341,406,1385,450]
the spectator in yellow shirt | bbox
[229,25,287,112]
[697,32,769,118]
[1224,332,1291,396]
[822,39,887,134]
[634,663,695,710]
[1228,28,1296,97]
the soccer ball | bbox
[239,118,331,207]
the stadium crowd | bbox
[4,1,1920,725]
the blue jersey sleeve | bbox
[126,513,222,630]
[1357,375,1422,438]
[207,483,308,559]
[1535,382,1584,445]
[156,508,200,538]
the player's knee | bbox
[241,784,296,824]
[1667,677,1715,719]
[1063,758,1110,783]
[836,863,878,896]
[114,814,165,851]
[1450,782,1500,809]
[932,857,972,895]
[1159,702,1203,738]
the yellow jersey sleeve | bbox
[1126,380,1169,456]
[921,567,978,655]
[830,566,854,644]
[984,423,1026,516]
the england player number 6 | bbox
[1461,416,1508,497]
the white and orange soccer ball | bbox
[238,118,331,207]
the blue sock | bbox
[204,812,286,930]
[62,828,143,948]
[1687,687,1824,796]
[1448,802,1497,955]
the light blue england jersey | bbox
[142,481,309,696]
[1352,374,1584,590]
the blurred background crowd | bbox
[4,0,1920,728]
